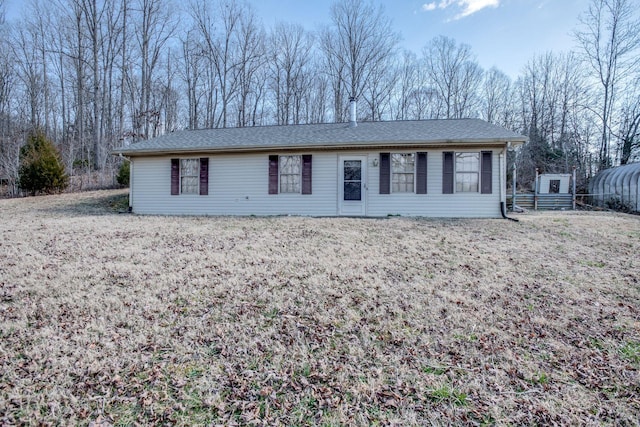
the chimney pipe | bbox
[349,97,357,128]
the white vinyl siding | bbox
[129,148,504,218]
[131,153,336,216]
[366,149,502,217]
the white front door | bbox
[338,156,367,216]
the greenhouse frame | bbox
[589,163,640,212]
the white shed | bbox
[538,173,572,194]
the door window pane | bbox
[343,160,362,201]
[344,182,361,200]
[344,160,361,180]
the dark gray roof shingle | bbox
[114,119,527,155]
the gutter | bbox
[112,139,526,157]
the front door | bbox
[338,156,367,216]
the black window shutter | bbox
[302,154,312,194]
[481,151,492,194]
[379,153,390,194]
[199,158,209,196]
[268,155,279,194]
[171,158,179,195]
[442,152,454,194]
[416,152,427,194]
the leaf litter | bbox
[0,190,639,425]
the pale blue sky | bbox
[254,0,587,78]
[4,0,587,78]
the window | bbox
[180,159,199,194]
[455,152,480,192]
[391,153,415,193]
[268,155,312,195]
[171,158,208,196]
[380,152,427,195]
[549,179,560,193]
[279,155,301,193]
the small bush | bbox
[605,197,634,213]
[117,161,130,187]
[18,131,68,195]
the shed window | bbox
[455,152,480,193]
[391,153,415,193]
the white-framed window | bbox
[279,155,301,193]
[455,152,480,192]
[391,153,415,193]
[180,158,199,194]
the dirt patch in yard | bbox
[1,190,639,425]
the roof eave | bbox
[113,138,527,157]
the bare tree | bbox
[65,0,89,168]
[305,62,329,124]
[423,35,483,119]
[575,0,640,169]
[98,0,127,168]
[555,53,588,170]
[117,0,129,143]
[268,23,313,125]
[480,67,513,127]
[362,57,396,121]
[181,29,205,129]
[134,0,177,140]
[0,22,12,126]
[190,0,242,128]
[519,53,557,142]
[234,5,265,127]
[320,0,399,122]
[616,83,640,164]
[77,0,103,168]
[12,26,45,130]
[0,0,22,195]
[515,52,590,186]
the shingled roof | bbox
[114,119,527,156]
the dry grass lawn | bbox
[1,190,639,426]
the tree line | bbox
[0,0,638,195]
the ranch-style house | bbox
[114,116,527,217]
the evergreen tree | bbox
[116,161,130,187]
[18,132,69,195]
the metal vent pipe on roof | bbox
[349,97,357,128]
